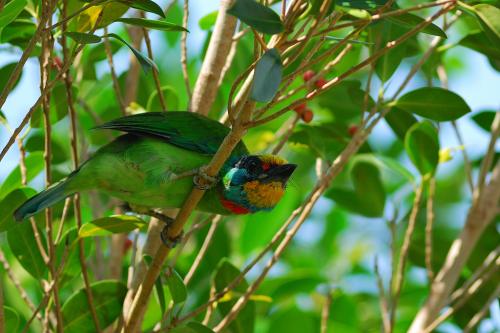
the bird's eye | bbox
[247,160,259,174]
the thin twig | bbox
[143,26,167,112]
[391,182,424,329]
[463,283,500,333]
[181,0,192,100]
[425,178,436,283]
[375,257,391,333]
[103,28,127,115]
[0,250,43,323]
[183,216,221,285]
[320,292,332,333]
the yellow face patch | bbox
[243,181,285,208]
[259,155,287,166]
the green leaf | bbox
[186,322,215,333]
[471,110,496,132]
[227,0,284,34]
[78,215,147,238]
[251,48,282,102]
[473,4,500,44]
[385,107,417,141]
[115,18,187,32]
[306,0,335,16]
[0,0,27,34]
[155,276,166,314]
[31,83,76,128]
[459,31,500,60]
[395,87,471,121]
[7,220,47,278]
[0,187,36,232]
[289,123,346,161]
[65,31,102,44]
[351,158,386,216]
[404,121,439,176]
[105,33,157,72]
[372,22,407,82]
[316,80,374,121]
[325,157,386,217]
[146,85,179,111]
[0,152,44,200]
[213,260,255,333]
[119,0,165,18]
[385,13,447,38]
[62,280,127,333]
[25,133,68,164]
[165,269,187,304]
[199,11,218,30]
[3,306,20,332]
[0,63,23,94]
[337,0,387,10]
[1,18,36,44]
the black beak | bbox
[264,163,297,182]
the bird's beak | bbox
[264,164,297,183]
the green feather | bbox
[96,112,249,157]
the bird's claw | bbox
[193,166,218,190]
[160,226,183,248]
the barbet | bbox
[14,112,297,226]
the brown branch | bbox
[143,26,167,112]
[390,182,424,329]
[60,3,103,331]
[103,28,127,115]
[124,94,255,331]
[0,250,43,324]
[320,292,332,333]
[463,283,500,332]
[425,178,436,283]
[375,258,391,333]
[190,0,237,115]
[183,216,221,285]
[181,0,192,99]
[409,162,500,332]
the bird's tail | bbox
[14,178,74,221]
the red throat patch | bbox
[220,198,250,215]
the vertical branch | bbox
[143,27,167,111]
[103,28,127,115]
[181,0,192,100]
[409,162,500,333]
[0,277,4,333]
[320,292,332,333]
[390,182,424,329]
[39,0,63,330]
[425,178,436,283]
[190,0,237,115]
[183,216,221,285]
[61,3,102,330]
[375,258,391,333]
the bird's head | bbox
[221,155,297,214]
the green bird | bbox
[14,112,296,222]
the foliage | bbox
[0,0,499,332]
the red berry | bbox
[315,78,327,89]
[301,109,314,123]
[348,125,358,136]
[303,70,315,82]
[52,56,63,70]
[123,238,133,254]
[293,103,307,115]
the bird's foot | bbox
[193,166,219,190]
[160,225,184,248]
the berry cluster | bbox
[292,70,328,123]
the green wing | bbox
[96,112,249,156]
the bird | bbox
[14,112,297,223]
